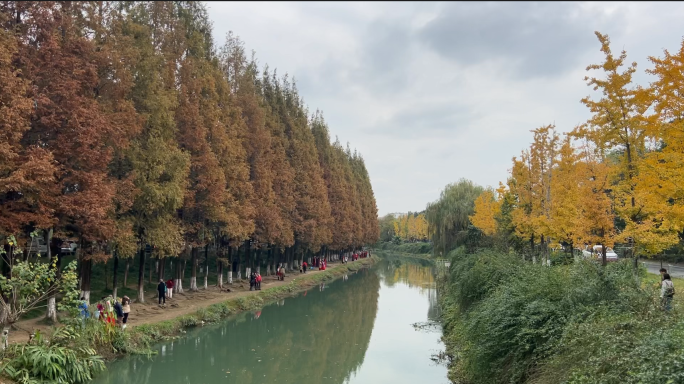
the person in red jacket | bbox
[302,261,308,273]
[166,279,174,299]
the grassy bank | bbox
[372,248,434,261]
[438,248,684,384]
[0,257,377,384]
[374,241,433,256]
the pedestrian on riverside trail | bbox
[661,273,675,312]
[114,297,124,326]
[166,279,174,299]
[302,261,308,273]
[122,296,131,330]
[250,272,256,291]
[256,272,262,290]
[157,279,167,306]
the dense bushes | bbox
[439,249,676,384]
[375,241,433,255]
[0,324,107,384]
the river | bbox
[92,257,448,384]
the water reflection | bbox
[378,256,441,321]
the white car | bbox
[582,245,618,262]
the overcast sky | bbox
[206,1,684,216]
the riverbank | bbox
[0,258,377,384]
[437,249,684,384]
[118,257,378,356]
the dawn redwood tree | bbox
[261,69,296,265]
[12,2,134,303]
[279,78,332,262]
[312,114,355,253]
[0,9,57,239]
[124,1,189,303]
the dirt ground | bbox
[9,266,337,345]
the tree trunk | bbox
[79,258,92,304]
[112,253,119,300]
[601,244,607,267]
[174,257,183,294]
[137,246,145,303]
[45,228,58,322]
[204,244,209,289]
[104,257,109,290]
[148,256,154,284]
[124,258,130,288]
[158,257,165,283]
[217,262,223,288]
[190,248,198,291]
[227,245,233,284]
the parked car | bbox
[582,245,618,262]
[60,241,78,255]
[27,237,48,257]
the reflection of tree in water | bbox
[94,270,380,384]
[376,258,440,321]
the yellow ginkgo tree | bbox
[470,189,500,237]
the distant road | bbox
[642,260,684,279]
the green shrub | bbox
[440,251,655,384]
[447,249,524,312]
[1,325,106,384]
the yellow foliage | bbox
[470,190,500,236]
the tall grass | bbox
[439,249,675,384]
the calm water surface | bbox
[93,257,447,384]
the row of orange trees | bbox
[470,32,684,265]
[0,1,379,314]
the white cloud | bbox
[206,1,684,215]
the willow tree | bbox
[425,179,484,256]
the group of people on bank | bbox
[78,295,131,329]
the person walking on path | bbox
[114,297,124,327]
[122,296,131,330]
[256,272,262,290]
[302,261,308,273]
[250,272,256,291]
[166,279,174,299]
[661,273,675,312]
[157,279,167,307]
